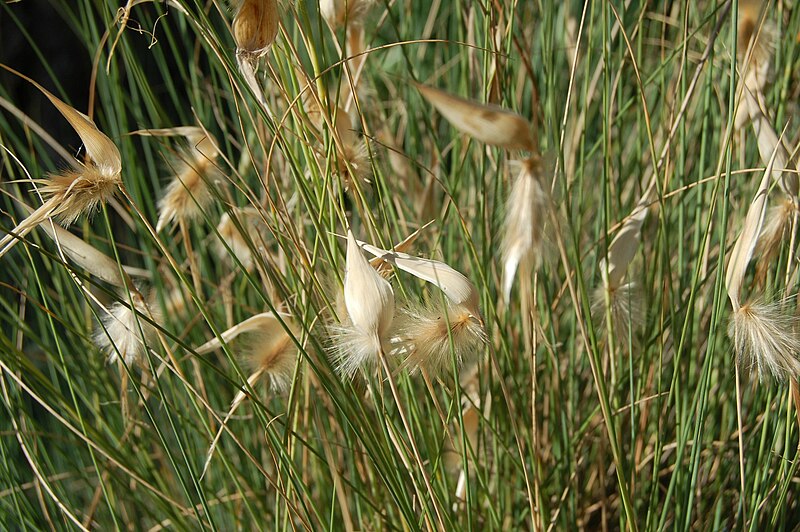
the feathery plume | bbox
[396,303,487,377]
[416,83,536,151]
[95,292,161,367]
[501,156,549,300]
[330,230,395,378]
[132,128,221,232]
[729,299,800,381]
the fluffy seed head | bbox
[591,282,645,344]
[156,160,214,231]
[502,156,548,300]
[728,298,800,382]
[94,293,161,367]
[214,207,267,269]
[233,0,279,57]
[331,230,395,378]
[241,318,298,392]
[40,166,121,225]
[396,303,487,377]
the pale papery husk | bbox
[232,0,279,57]
[501,156,549,301]
[416,83,536,151]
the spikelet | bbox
[195,311,298,390]
[94,292,161,367]
[501,156,549,300]
[729,299,800,381]
[0,67,122,258]
[396,303,487,377]
[591,282,645,343]
[358,241,481,317]
[749,107,798,197]
[416,83,536,151]
[734,0,777,129]
[330,230,395,378]
[214,207,268,269]
[196,311,299,478]
[724,132,800,382]
[232,0,279,58]
[146,129,220,232]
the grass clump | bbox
[4,0,800,529]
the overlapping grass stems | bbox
[3,0,800,528]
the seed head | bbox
[214,207,267,269]
[330,230,395,378]
[396,303,487,377]
[95,292,161,367]
[729,298,800,382]
[156,135,220,232]
[502,156,548,300]
[416,83,536,151]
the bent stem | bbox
[377,348,445,531]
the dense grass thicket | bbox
[3,0,800,529]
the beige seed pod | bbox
[232,0,279,57]
[416,83,536,151]
[39,222,133,289]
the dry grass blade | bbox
[416,83,536,151]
